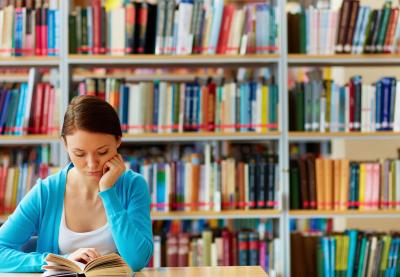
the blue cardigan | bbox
[0,163,153,272]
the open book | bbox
[42,253,134,277]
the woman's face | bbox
[63,129,121,180]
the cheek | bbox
[69,156,85,168]
[104,150,118,160]
[98,153,115,166]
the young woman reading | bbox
[0,95,153,272]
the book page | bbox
[43,254,84,273]
[86,268,135,277]
[42,270,81,277]
[83,253,125,271]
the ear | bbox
[116,136,122,149]
[62,136,68,150]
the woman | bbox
[0,95,153,272]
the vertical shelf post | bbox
[59,0,70,166]
[279,0,290,276]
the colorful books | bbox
[120,143,278,212]
[75,76,279,134]
[288,1,400,54]
[291,230,400,277]
[0,68,59,136]
[0,0,60,57]
[151,219,278,274]
[289,70,400,133]
[290,154,400,211]
[0,145,58,215]
[69,1,278,55]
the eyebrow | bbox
[73,145,108,151]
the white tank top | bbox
[58,206,117,256]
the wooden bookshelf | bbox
[72,72,209,82]
[152,209,282,220]
[122,132,281,142]
[0,57,60,66]
[289,131,400,141]
[287,54,400,65]
[0,210,282,223]
[0,133,280,145]
[290,210,400,218]
[0,135,60,145]
[68,54,280,66]
[0,74,52,82]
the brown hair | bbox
[61,95,122,139]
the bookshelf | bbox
[289,131,400,141]
[151,210,281,220]
[0,135,60,145]
[288,54,400,65]
[68,54,281,66]
[289,210,400,219]
[0,0,400,276]
[121,132,281,143]
[0,57,60,66]
[285,0,400,275]
[0,210,282,223]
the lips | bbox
[87,171,101,176]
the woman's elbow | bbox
[127,240,154,271]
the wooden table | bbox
[0,266,268,277]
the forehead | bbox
[65,130,115,149]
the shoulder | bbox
[38,168,65,191]
[122,169,146,182]
[117,169,149,197]
[17,167,65,210]
[120,169,148,188]
[26,166,67,204]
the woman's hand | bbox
[99,154,126,191]
[68,248,101,264]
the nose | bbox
[87,154,99,170]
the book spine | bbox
[335,0,352,53]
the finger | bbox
[115,155,126,169]
[111,157,124,169]
[103,161,111,174]
[117,154,124,163]
[84,250,96,260]
[86,249,100,259]
[107,159,118,168]
[79,253,91,263]
[114,157,125,169]
[88,248,101,258]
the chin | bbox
[87,173,102,178]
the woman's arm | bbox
[99,173,153,271]
[0,180,49,272]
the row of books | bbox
[290,218,333,234]
[291,230,400,277]
[0,69,59,135]
[289,73,400,132]
[290,155,400,211]
[150,219,278,273]
[0,0,60,57]
[121,143,278,211]
[76,77,279,134]
[288,1,400,54]
[0,145,58,214]
[69,0,278,55]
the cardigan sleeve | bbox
[0,180,49,272]
[98,172,153,271]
